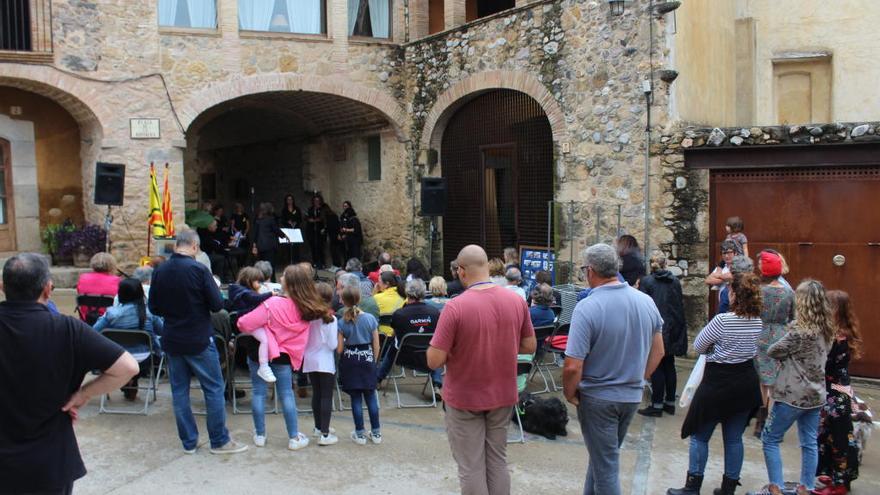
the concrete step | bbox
[0,252,89,289]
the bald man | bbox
[428,245,537,495]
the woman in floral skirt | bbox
[814,290,863,495]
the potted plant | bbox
[41,221,76,266]
[57,223,107,268]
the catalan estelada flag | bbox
[162,163,175,237]
[148,163,167,237]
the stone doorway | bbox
[0,138,14,251]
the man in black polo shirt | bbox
[149,229,247,455]
[376,278,443,387]
[0,253,139,494]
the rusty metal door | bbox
[440,90,553,264]
[711,166,880,377]
[0,139,15,252]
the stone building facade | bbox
[1,0,879,367]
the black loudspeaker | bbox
[420,177,447,216]
[94,162,125,206]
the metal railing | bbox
[0,0,52,53]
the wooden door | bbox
[711,166,880,377]
[0,139,14,251]
[481,144,517,257]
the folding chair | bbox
[98,329,164,415]
[528,324,557,394]
[76,294,115,325]
[230,334,278,415]
[390,332,438,408]
[378,314,404,381]
[540,323,570,391]
[192,335,230,416]
[508,357,534,444]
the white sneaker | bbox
[368,431,382,445]
[183,446,197,455]
[209,440,248,455]
[257,365,277,383]
[350,431,367,445]
[318,433,338,446]
[313,427,337,437]
[288,433,310,451]
[253,434,266,447]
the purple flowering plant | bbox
[57,223,107,258]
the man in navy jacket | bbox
[149,229,247,455]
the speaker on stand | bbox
[420,177,447,273]
[94,162,125,253]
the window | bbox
[465,0,514,22]
[367,136,381,181]
[159,0,217,29]
[239,0,324,34]
[0,0,32,51]
[349,0,390,38]
[773,57,831,125]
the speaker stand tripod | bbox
[103,205,113,253]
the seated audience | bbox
[254,260,282,294]
[93,278,163,401]
[373,271,405,337]
[529,283,556,328]
[198,220,232,282]
[368,252,400,284]
[76,252,122,323]
[376,279,443,388]
[446,260,464,298]
[425,276,450,311]
[345,257,374,296]
[331,269,349,312]
[504,267,527,300]
[405,258,430,282]
[335,273,380,320]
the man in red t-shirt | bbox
[428,245,536,495]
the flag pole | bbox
[147,162,153,258]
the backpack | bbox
[514,391,569,440]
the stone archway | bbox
[178,73,409,141]
[421,70,568,151]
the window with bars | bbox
[367,136,381,181]
[158,0,217,29]
[0,0,31,51]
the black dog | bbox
[515,391,569,440]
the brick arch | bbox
[178,73,409,139]
[422,70,568,150]
[0,65,106,139]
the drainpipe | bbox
[643,0,655,268]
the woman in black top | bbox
[251,202,285,282]
[339,201,363,261]
[617,234,646,286]
[280,194,302,264]
[324,205,344,269]
[306,195,327,269]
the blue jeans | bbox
[576,394,638,495]
[167,342,230,450]
[688,409,751,479]
[247,358,299,438]
[762,402,821,489]
[349,390,380,435]
[376,347,443,385]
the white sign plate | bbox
[130,118,161,139]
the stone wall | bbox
[655,121,880,340]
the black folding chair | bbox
[76,294,115,325]
[390,332,438,408]
[529,324,558,394]
[378,314,403,380]
[229,334,278,415]
[98,329,164,415]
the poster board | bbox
[518,245,556,294]
[279,228,303,244]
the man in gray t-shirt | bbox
[563,243,664,495]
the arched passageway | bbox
[439,89,554,265]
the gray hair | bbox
[720,240,738,254]
[175,229,200,249]
[583,243,619,278]
[505,267,522,282]
[254,260,273,280]
[531,283,554,307]
[405,278,426,301]
[90,252,117,274]
[345,257,363,272]
[340,273,362,294]
[730,255,754,275]
[133,266,153,284]
[2,253,51,302]
[378,252,392,265]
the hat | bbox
[760,251,782,277]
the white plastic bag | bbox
[679,355,706,408]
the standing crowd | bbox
[0,212,867,495]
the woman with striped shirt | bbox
[668,273,764,495]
